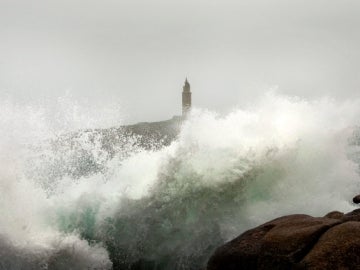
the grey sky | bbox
[1,0,360,124]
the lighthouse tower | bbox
[182,78,192,117]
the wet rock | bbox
[206,222,275,270]
[207,191,360,270]
[341,208,360,222]
[323,211,343,219]
[207,215,340,270]
[353,194,360,204]
[297,221,360,270]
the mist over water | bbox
[0,92,360,269]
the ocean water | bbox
[0,93,359,269]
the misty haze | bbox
[1,1,360,270]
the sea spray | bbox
[0,98,117,269]
[0,93,360,269]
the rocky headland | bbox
[28,116,182,185]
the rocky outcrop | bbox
[207,200,360,270]
[297,221,360,269]
[29,116,182,186]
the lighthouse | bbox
[182,78,192,117]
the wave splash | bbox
[0,93,359,269]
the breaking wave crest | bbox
[1,92,360,269]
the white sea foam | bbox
[0,92,359,269]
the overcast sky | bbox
[1,0,360,124]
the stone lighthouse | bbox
[182,78,192,117]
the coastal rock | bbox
[323,211,343,219]
[341,208,360,222]
[207,209,360,270]
[298,221,360,269]
[353,194,360,204]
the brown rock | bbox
[297,221,360,269]
[323,211,344,219]
[206,223,274,270]
[353,194,360,204]
[257,216,340,269]
[207,214,340,270]
[341,208,360,222]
